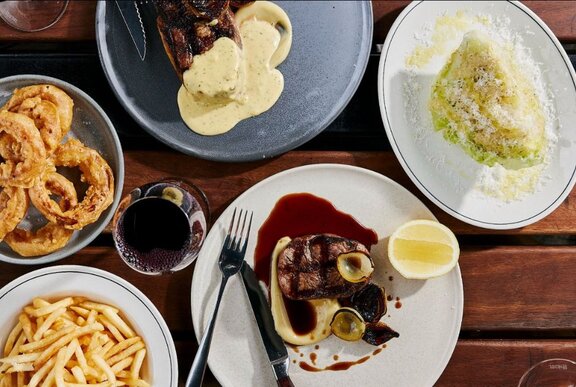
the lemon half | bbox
[388,219,459,279]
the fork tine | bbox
[225,208,237,248]
[234,210,249,251]
[240,212,253,254]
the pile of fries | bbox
[0,296,149,386]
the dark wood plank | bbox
[1,1,574,43]
[372,1,576,44]
[461,246,576,331]
[121,150,576,235]
[438,339,576,386]
[0,1,96,42]
[175,338,576,387]
[1,244,575,332]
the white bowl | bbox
[0,265,178,386]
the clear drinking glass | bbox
[518,359,576,387]
[0,0,69,32]
[112,179,210,275]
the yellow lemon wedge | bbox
[388,219,459,279]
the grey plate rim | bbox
[0,74,125,265]
[95,0,373,162]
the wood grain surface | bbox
[121,150,576,235]
[0,1,574,43]
[1,1,575,386]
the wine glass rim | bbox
[0,0,69,33]
[518,358,576,386]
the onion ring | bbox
[29,138,114,230]
[0,111,47,187]
[4,171,77,256]
[7,96,63,153]
[3,84,74,135]
[0,186,28,241]
[4,223,74,257]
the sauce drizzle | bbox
[254,193,378,286]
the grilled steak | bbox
[277,234,371,300]
[155,0,253,77]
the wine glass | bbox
[112,178,210,275]
[518,359,576,387]
[0,0,69,33]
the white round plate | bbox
[191,164,463,387]
[378,1,576,229]
[0,265,178,386]
[0,74,124,264]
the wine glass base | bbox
[0,0,69,33]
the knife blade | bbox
[241,263,294,387]
[115,0,147,60]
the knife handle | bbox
[277,375,295,387]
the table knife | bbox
[115,0,147,60]
[241,264,295,387]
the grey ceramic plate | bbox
[0,75,124,265]
[95,1,372,162]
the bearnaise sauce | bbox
[177,1,292,135]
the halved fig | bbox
[330,307,366,342]
[350,283,387,323]
[337,252,374,283]
[362,322,399,346]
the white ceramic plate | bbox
[191,164,463,387]
[0,75,124,264]
[378,1,576,229]
[0,265,178,386]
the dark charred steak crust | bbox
[155,0,251,77]
[277,234,372,300]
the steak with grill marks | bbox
[277,234,371,300]
[155,0,254,78]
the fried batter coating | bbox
[3,84,74,135]
[30,138,114,230]
[0,186,28,241]
[0,111,47,188]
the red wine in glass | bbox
[112,180,209,275]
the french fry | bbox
[27,356,56,387]
[110,357,133,374]
[91,354,116,384]
[71,365,86,384]
[0,352,40,365]
[54,341,77,387]
[97,316,124,343]
[15,371,25,387]
[3,323,22,357]
[33,307,66,341]
[1,297,148,386]
[17,314,34,344]
[0,334,26,374]
[26,297,74,317]
[103,338,140,361]
[130,349,146,381]
[101,310,134,339]
[79,302,118,315]
[19,325,76,353]
[106,342,145,367]
[34,323,104,369]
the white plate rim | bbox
[377,0,576,229]
[0,264,178,386]
[191,163,464,386]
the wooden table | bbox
[1,1,575,386]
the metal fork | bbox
[186,208,253,387]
